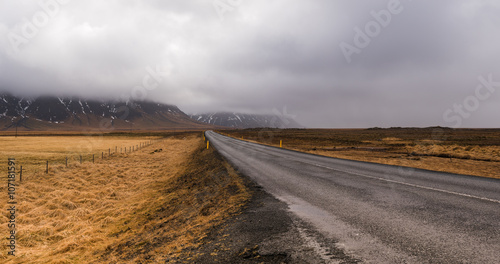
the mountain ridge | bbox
[190,112,303,129]
[0,93,211,131]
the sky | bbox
[1,0,499,128]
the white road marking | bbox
[307,162,500,205]
[213,132,500,205]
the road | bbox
[205,131,500,263]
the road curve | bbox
[206,131,500,264]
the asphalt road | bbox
[206,131,500,264]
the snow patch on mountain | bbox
[190,112,303,129]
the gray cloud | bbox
[1,0,499,128]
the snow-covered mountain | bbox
[0,93,210,131]
[190,112,303,129]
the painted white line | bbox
[308,162,500,205]
[213,132,500,205]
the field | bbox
[0,135,159,178]
[0,132,250,263]
[221,128,500,179]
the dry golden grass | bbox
[309,148,500,179]
[222,129,500,179]
[0,133,250,263]
[0,136,158,178]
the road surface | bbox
[206,131,500,263]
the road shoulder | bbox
[177,170,359,263]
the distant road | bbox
[206,131,500,263]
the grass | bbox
[0,132,250,263]
[0,135,159,178]
[221,128,500,179]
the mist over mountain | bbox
[190,112,303,129]
[0,93,210,131]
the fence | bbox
[9,138,164,182]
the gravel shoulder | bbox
[177,170,359,264]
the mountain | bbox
[0,94,211,131]
[190,112,303,129]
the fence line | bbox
[11,138,165,181]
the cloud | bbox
[1,0,499,128]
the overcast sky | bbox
[1,0,499,128]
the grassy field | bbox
[221,128,500,179]
[0,135,159,179]
[0,132,250,263]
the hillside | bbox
[0,94,211,131]
[190,112,303,129]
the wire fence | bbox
[7,138,165,182]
